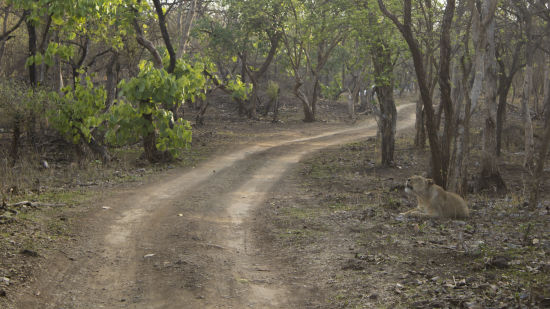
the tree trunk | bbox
[414,97,426,148]
[0,9,27,67]
[26,20,38,87]
[437,0,456,186]
[142,113,162,163]
[347,92,355,119]
[522,65,536,169]
[152,0,176,73]
[448,61,471,195]
[248,85,259,119]
[515,0,536,169]
[372,39,396,166]
[543,54,550,119]
[240,33,280,119]
[272,90,280,123]
[376,86,397,166]
[176,0,197,58]
[478,6,505,192]
[496,83,509,156]
[528,70,550,208]
[55,55,64,92]
[377,0,447,187]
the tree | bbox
[226,0,283,118]
[355,0,405,166]
[513,0,537,169]
[478,0,505,192]
[0,4,26,65]
[495,11,524,156]
[378,0,456,187]
[282,0,349,122]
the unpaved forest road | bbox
[15,104,415,309]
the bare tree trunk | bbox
[152,0,176,73]
[522,65,536,169]
[55,56,64,92]
[514,0,536,169]
[449,68,471,195]
[26,20,38,87]
[372,39,397,166]
[176,0,198,58]
[240,33,280,119]
[479,5,505,192]
[142,112,162,163]
[448,61,465,193]
[347,91,355,119]
[495,41,522,157]
[377,0,456,187]
[376,86,397,166]
[437,0,456,185]
[414,97,426,148]
[528,69,550,208]
[543,55,550,119]
[272,89,280,123]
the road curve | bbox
[15,103,415,309]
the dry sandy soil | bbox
[2,101,411,308]
[1,97,548,308]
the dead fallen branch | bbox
[8,201,66,208]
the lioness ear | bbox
[427,179,434,186]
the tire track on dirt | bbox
[15,103,415,309]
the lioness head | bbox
[405,176,434,195]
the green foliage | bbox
[321,78,343,101]
[48,76,106,144]
[226,76,252,101]
[106,58,210,157]
[266,81,280,100]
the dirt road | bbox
[15,104,415,308]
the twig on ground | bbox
[8,201,66,208]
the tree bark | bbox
[521,64,536,169]
[0,9,27,66]
[133,18,163,69]
[176,0,198,58]
[26,20,38,87]
[377,0,446,187]
[372,39,396,166]
[478,1,505,192]
[543,55,550,118]
[437,0,456,185]
[495,44,522,156]
[376,85,396,166]
[240,33,280,119]
[272,88,280,123]
[448,58,472,195]
[152,0,176,73]
[528,68,550,208]
[414,98,426,148]
[142,112,162,163]
[514,0,536,169]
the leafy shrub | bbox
[48,76,106,144]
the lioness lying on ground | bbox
[401,176,469,219]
